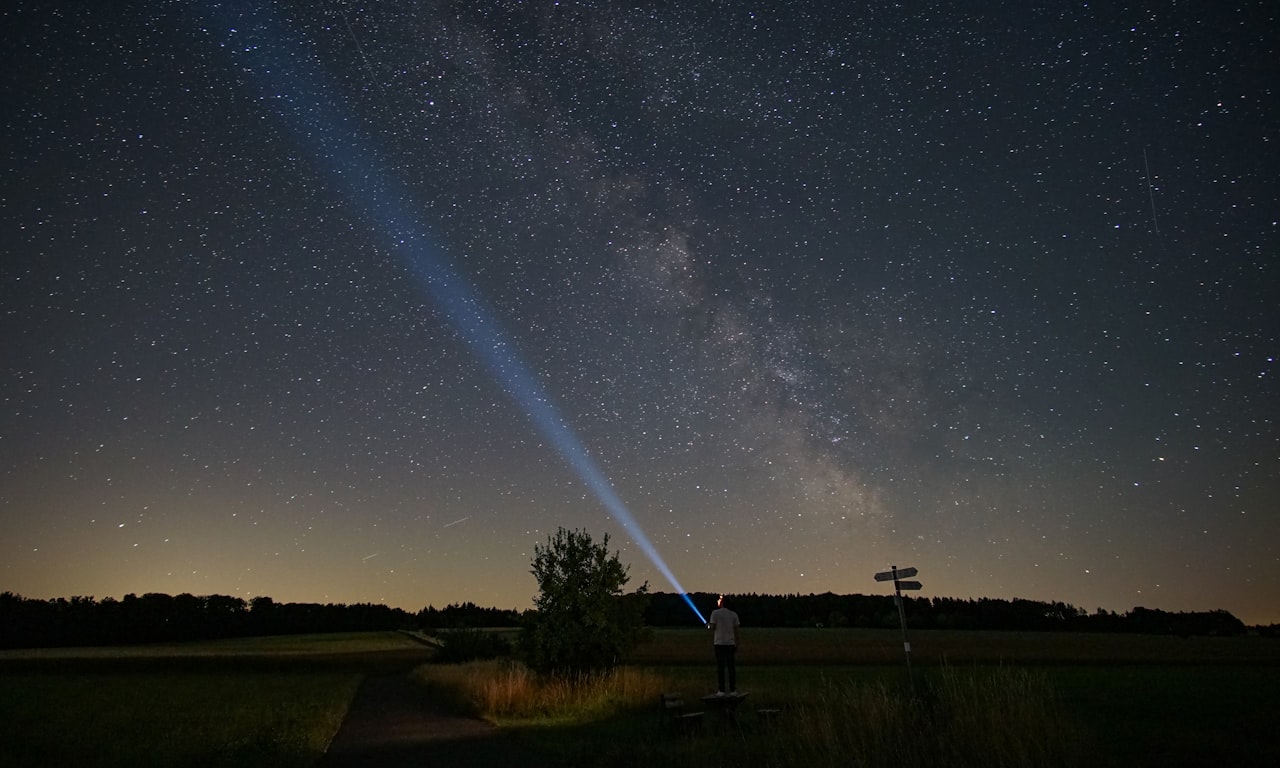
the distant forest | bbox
[656,592,1256,637]
[0,592,510,649]
[0,590,1264,650]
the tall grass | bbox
[758,667,1085,768]
[930,666,1079,765]
[417,661,1087,767]
[412,660,670,724]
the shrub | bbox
[520,528,649,676]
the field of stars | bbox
[2,1,1276,624]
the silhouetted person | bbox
[707,594,740,694]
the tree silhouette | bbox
[520,527,649,675]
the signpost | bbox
[874,566,916,582]
[873,565,922,693]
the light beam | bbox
[212,3,707,625]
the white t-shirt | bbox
[709,606,740,645]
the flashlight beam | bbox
[214,3,705,623]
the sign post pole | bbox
[874,565,922,695]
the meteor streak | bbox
[213,2,706,625]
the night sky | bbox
[3,1,1277,625]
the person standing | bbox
[707,594,740,694]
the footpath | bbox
[317,673,558,768]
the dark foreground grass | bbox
[1050,665,1280,767]
[419,628,1280,768]
[423,661,1280,768]
[4,629,1278,767]
[420,661,1088,768]
[1,670,359,768]
[0,631,434,768]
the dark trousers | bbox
[714,643,736,692]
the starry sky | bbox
[3,1,1277,625]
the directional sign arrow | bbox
[874,566,918,582]
[896,580,923,591]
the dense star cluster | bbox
[2,1,1276,623]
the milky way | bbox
[2,1,1276,623]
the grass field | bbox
[0,631,434,768]
[3,628,1278,767]
[433,628,1280,767]
[627,626,1280,665]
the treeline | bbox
[647,592,1252,637]
[1,590,1259,649]
[0,592,519,649]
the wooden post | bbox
[892,566,915,695]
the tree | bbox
[521,527,649,675]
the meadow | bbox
[0,632,434,768]
[3,628,1278,767]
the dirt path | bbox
[317,674,559,767]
